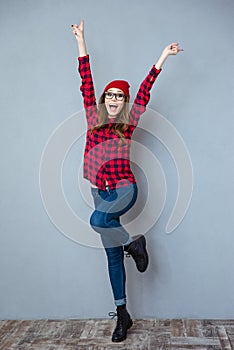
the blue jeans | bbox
[90,183,138,306]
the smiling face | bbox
[104,88,126,118]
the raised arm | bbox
[72,20,98,128]
[129,43,183,126]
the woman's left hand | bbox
[163,43,184,56]
[155,43,184,70]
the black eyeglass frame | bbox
[104,91,126,101]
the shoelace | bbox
[108,311,117,319]
[124,252,131,258]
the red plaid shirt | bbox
[78,55,161,190]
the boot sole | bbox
[133,235,149,273]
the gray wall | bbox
[1,0,234,319]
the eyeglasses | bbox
[104,91,126,101]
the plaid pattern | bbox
[78,55,161,190]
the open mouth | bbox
[109,104,118,112]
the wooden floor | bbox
[0,319,234,349]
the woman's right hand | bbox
[72,20,84,41]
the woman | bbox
[72,20,183,342]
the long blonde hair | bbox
[91,92,130,143]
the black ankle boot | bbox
[124,234,149,272]
[111,304,133,342]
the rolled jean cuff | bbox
[115,298,126,307]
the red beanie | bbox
[104,80,130,99]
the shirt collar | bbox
[108,117,117,124]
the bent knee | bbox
[90,211,107,231]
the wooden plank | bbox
[0,321,6,330]
[171,335,220,346]
[216,326,232,350]
[0,320,31,350]
[171,319,186,337]
[184,320,203,337]
[149,332,171,350]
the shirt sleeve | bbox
[78,55,98,128]
[129,65,161,127]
